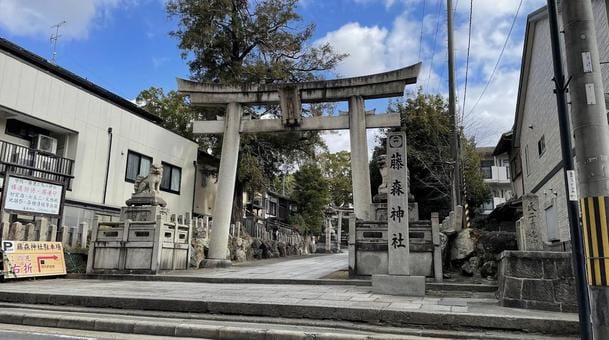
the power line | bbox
[461,0,473,125]
[425,0,444,91]
[466,0,524,117]
[418,0,427,60]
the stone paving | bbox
[0,279,577,328]
[162,253,349,280]
[0,254,581,335]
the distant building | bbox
[246,191,297,225]
[477,141,513,216]
[0,38,215,227]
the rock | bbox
[450,228,480,260]
[251,238,263,259]
[461,256,480,276]
[270,241,280,257]
[480,260,498,279]
[261,240,274,258]
[277,241,287,257]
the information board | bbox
[2,175,63,217]
[2,240,66,279]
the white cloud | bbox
[314,10,421,78]
[0,0,133,40]
[321,128,383,159]
[315,0,548,149]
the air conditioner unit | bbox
[32,135,58,154]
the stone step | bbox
[0,304,576,340]
[0,280,579,336]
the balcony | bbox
[0,140,74,185]
[482,166,510,183]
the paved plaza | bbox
[162,253,349,280]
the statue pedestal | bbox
[372,274,425,296]
[125,192,167,208]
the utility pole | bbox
[447,0,461,209]
[49,21,66,64]
[546,1,591,338]
[560,0,609,337]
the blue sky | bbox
[0,0,546,150]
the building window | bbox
[510,154,522,178]
[268,201,277,216]
[125,150,152,183]
[538,135,546,157]
[5,119,50,141]
[160,162,181,194]
[480,160,493,179]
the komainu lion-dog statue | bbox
[134,163,163,194]
[127,163,167,207]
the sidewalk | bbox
[0,278,579,335]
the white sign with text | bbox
[4,176,62,216]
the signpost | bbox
[2,240,66,278]
[387,131,409,275]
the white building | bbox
[478,142,513,215]
[0,38,200,227]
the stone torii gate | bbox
[178,63,421,267]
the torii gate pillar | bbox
[204,103,242,267]
[349,96,373,220]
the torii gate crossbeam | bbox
[178,63,421,268]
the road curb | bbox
[66,274,499,293]
[66,273,373,286]
[0,291,578,335]
[0,310,409,340]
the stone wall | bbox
[497,251,576,312]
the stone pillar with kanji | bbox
[371,130,425,296]
[386,132,409,275]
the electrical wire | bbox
[418,0,427,60]
[461,0,473,125]
[466,0,525,117]
[425,0,444,91]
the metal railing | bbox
[0,140,74,185]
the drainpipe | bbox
[192,160,197,216]
[102,127,113,204]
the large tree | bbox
[319,151,352,207]
[167,0,344,83]
[151,0,344,224]
[290,163,330,234]
[370,90,490,218]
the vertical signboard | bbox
[387,131,409,275]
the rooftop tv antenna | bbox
[50,20,67,64]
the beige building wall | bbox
[0,48,198,222]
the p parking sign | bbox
[2,240,66,279]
